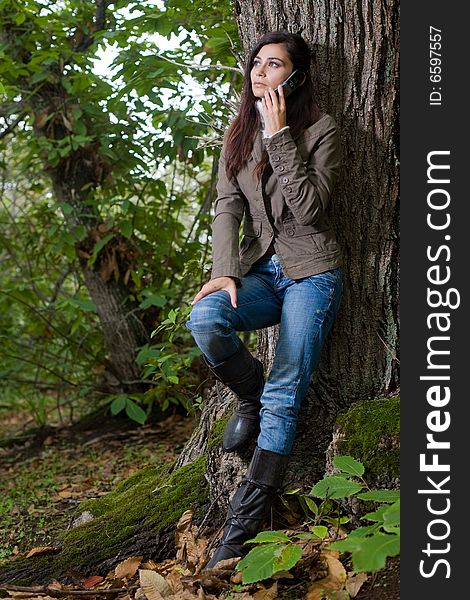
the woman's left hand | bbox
[262,85,287,137]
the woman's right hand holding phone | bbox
[191,276,238,308]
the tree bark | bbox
[178,0,400,511]
[51,171,149,387]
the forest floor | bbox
[0,405,399,599]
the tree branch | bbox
[0,113,25,139]
[71,0,111,52]
[154,52,242,74]
[0,585,137,597]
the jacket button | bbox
[277,165,285,171]
[273,155,281,161]
[286,228,295,236]
[282,177,289,183]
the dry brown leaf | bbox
[345,572,368,597]
[62,114,73,131]
[57,490,73,499]
[175,510,208,570]
[26,546,58,558]
[135,589,147,600]
[175,591,202,600]
[165,569,186,596]
[82,575,105,589]
[306,550,347,600]
[47,581,63,591]
[253,582,278,599]
[34,111,49,129]
[115,556,143,580]
[324,552,347,585]
[206,556,240,572]
[139,569,173,599]
[230,571,243,584]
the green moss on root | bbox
[0,457,208,584]
[208,415,230,448]
[335,396,400,480]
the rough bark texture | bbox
[178,0,400,515]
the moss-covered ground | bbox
[0,409,200,581]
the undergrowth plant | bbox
[236,455,400,585]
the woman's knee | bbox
[186,291,234,334]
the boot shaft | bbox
[205,342,264,400]
[245,446,288,491]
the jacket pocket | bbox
[243,219,262,237]
[278,220,324,256]
[240,219,262,258]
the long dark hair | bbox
[225,31,320,181]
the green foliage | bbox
[0,0,240,422]
[237,540,303,585]
[235,456,400,584]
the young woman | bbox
[186,30,343,568]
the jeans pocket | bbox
[307,268,342,300]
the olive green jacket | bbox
[210,113,342,281]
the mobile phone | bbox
[276,69,306,98]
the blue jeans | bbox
[186,255,342,456]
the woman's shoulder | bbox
[298,113,338,144]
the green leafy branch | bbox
[236,455,400,585]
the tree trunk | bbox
[52,172,149,388]
[178,0,399,509]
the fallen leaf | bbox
[58,490,73,499]
[324,551,347,584]
[345,572,368,597]
[205,556,240,572]
[139,569,173,599]
[230,571,243,584]
[253,582,278,599]
[306,550,347,600]
[83,575,104,589]
[165,568,186,595]
[48,581,63,590]
[135,589,147,600]
[26,546,58,558]
[175,510,208,571]
[115,556,143,579]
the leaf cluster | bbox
[236,456,400,585]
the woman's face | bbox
[250,43,294,98]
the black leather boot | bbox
[205,447,288,569]
[206,343,265,452]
